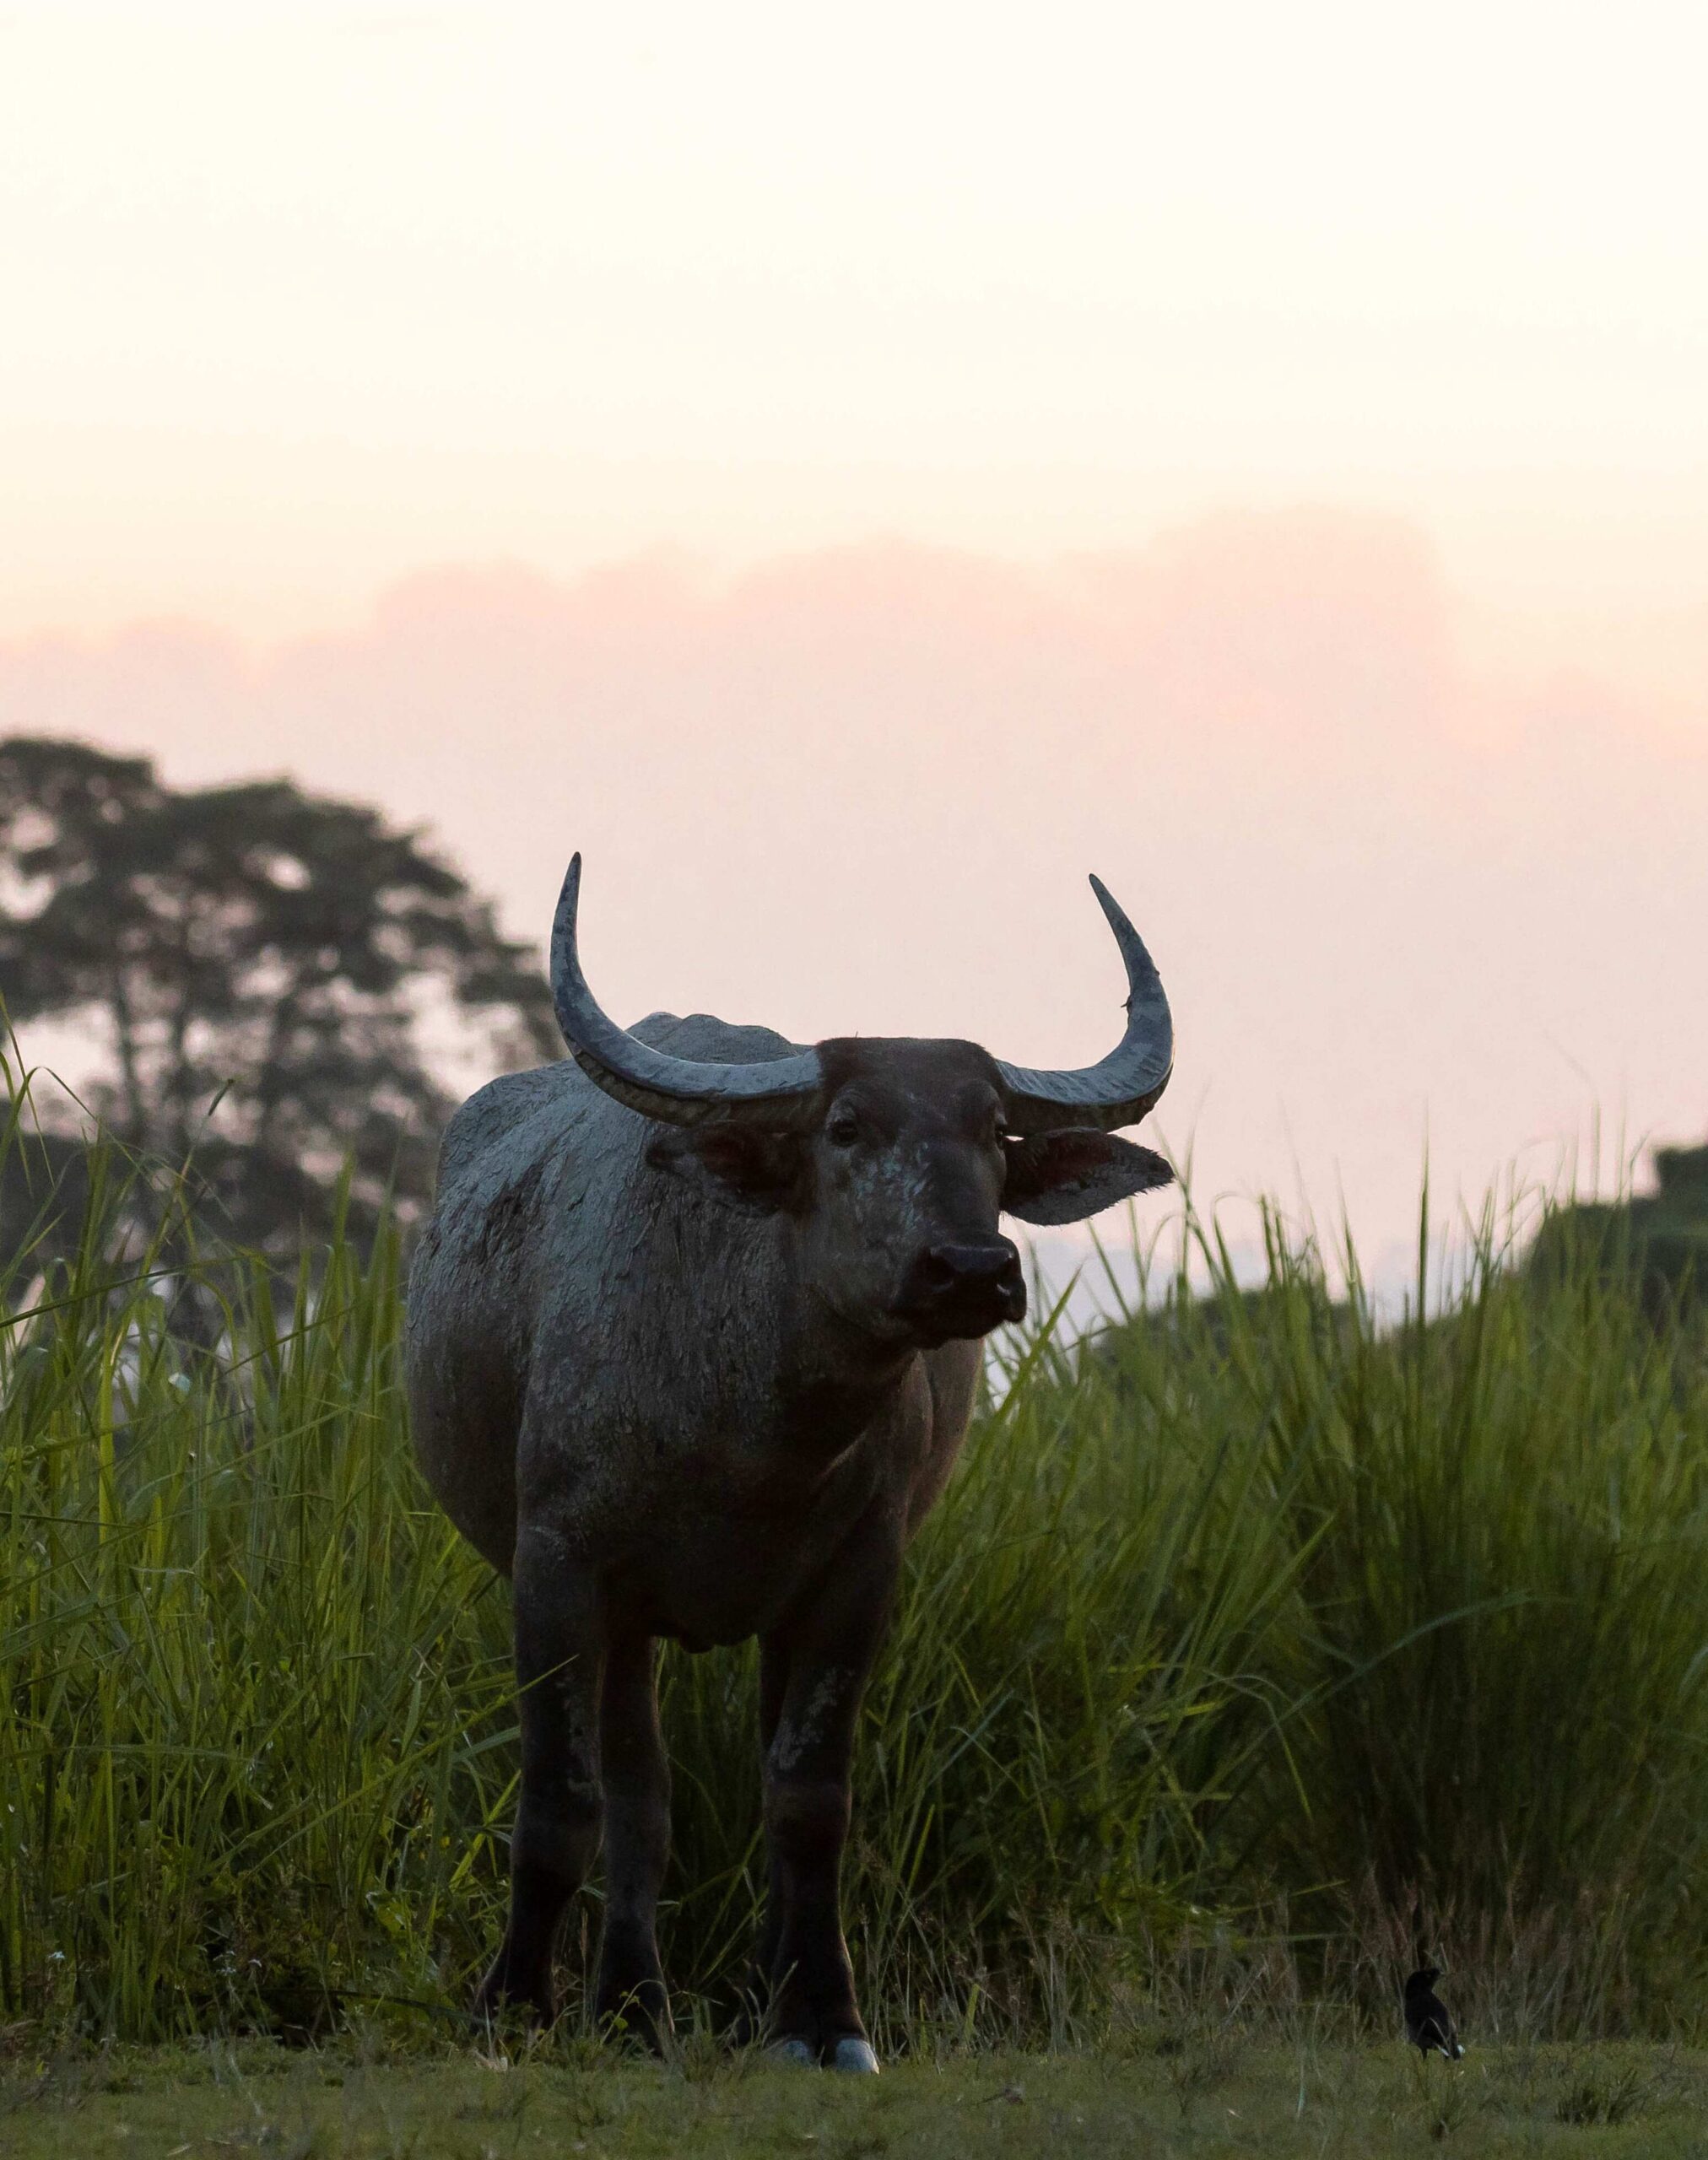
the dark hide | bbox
[406,1013,1172,2067]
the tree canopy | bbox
[0,737,559,1249]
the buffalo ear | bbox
[645,1126,803,1213]
[1002,1129,1173,1226]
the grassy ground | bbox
[4,2037,1708,2158]
[4,1100,1708,2046]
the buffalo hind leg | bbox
[760,1518,900,2072]
[476,1526,605,2026]
[594,1628,672,2049]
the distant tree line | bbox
[1527,1143,1708,1322]
[2,732,1702,1312]
[0,736,559,1256]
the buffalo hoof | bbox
[595,1978,670,2057]
[830,2036,880,2075]
[768,2037,817,2068]
[472,1967,553,2031]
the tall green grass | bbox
[2,1093,1705,2046]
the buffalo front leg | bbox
[477,1526,605,2025]
[732,1637,790,2043]
[761,1521,899,2073]
[594,1628,672,2049]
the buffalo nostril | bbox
[897,1239,1025,1336]
[921,1241,1021,1291]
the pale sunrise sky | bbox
[2,0,1705,1290]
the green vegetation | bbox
[3,1087,1708,2057]
[5,2038,1708,2158]
[1530,1140,1708,1320]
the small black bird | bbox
[1403,1967,1464,2059]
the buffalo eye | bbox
[826,1107,861,1148]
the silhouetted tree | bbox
[0,737,558,1250]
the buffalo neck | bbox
[767,1233,920,1458]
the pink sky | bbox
[3,4,1704,1292]
[4,509,1702,1293]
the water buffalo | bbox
[405,856,1174,2071]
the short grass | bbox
[4,2038,1708,2158]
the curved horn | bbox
[549,855,824,1128]
[995,876,1173,1134]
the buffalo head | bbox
[549,856,1174,1349]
